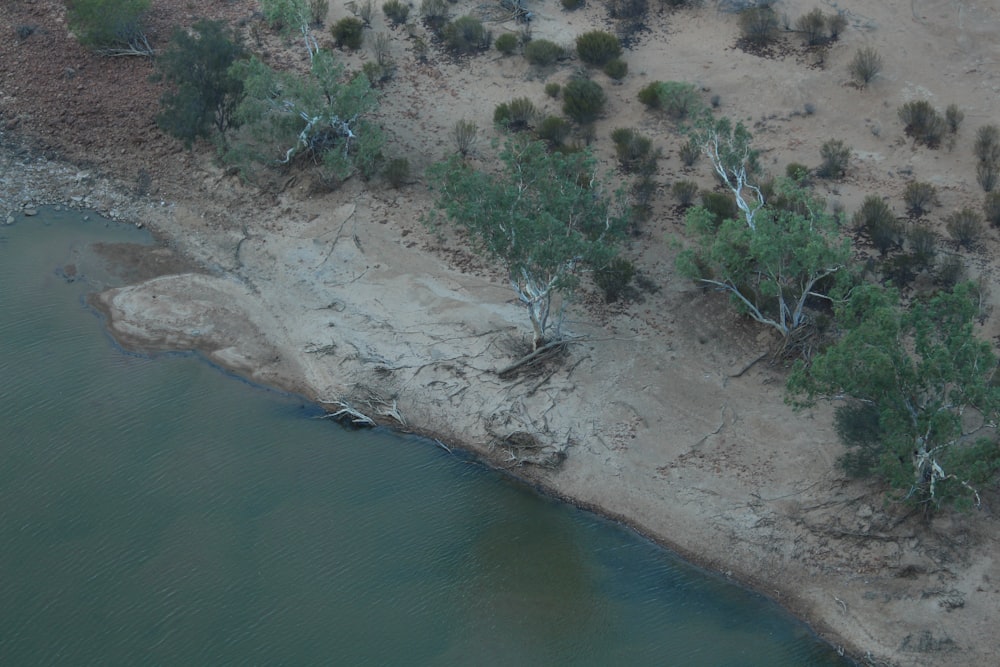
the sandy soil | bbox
[4,1,1000,664]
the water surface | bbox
[0,210,850,665]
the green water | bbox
[0,210,851,665]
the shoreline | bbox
[0,141,887,665]
[5,127,999,667]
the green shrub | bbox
[610,127,656,173]
[671,180,699,206]
[974,124,1000,165]
[983,192,1000,227]
[834,401,883,478]
[308,0,329,26]
[575,30,621,66]
[442,15,491,54]
[331,17,364,50]
[155,19,245,147]
[795,8,827,46]
[636,81,701,120]
[603,58,628,81]
[536,116,571,147]
[898,100,946,148]
[420,0,449,28]
[494,97,537,131]
[382,0,410,25]
[594,257,636,303]
[816,139,851,179]
[785,162,811,183]
[945,104,964,134]
[848,47,881,88]
[977,162,999,192]
[452,119,478,156]
[903,181,937,216]
[935,254,965,289]
[827,12,848,39]
[544,82,561,98]
[562,0,585,8]
[907,223,937,269]
[946,208,983,248]
[700,191,738,224]
[524,39,564,66]
[678,138,700,167]
[384,157,410,188]
[362,60,392,87]
[495,32,518,55]
[853,195,901,256]
[67,0,152,54]
[738,5,779,46]
[562,79,606,124]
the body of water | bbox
[0,210,850,665]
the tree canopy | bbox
[155,20,246,147]
[427,139,629,349]
[67,0,153,56]
[788,282,1000,509]
[678,180,851,341]
[224,49,383,184]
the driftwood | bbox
[318,400,376,427]
[495,339,567,378]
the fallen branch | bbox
[318,400,376,427]
[495,339,568,378]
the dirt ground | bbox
[3,1,1000,664]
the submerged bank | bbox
[4,133,999,667]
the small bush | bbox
[827,12,848,39]
[562,0,585,8]
[935,254,965,289]
[536,116,571,147]
[383,0,410,25]
[495,32,518,55]
[331,17,365,50]
[575,30,621,66]
[853,195,901,256]
[524,39,564,66]
[68,0,151,53]
[701,191,738,224]
[983,192,1000,227]
[637,81,702,121]
[795,8,827,46]
[672,180,699,206]
[362,60,392,87]
[945,104,964,134]
[849,47,881,88]
[946,208,983,248]
[442,16,491,54]
[974,124,1000,165]
[834,401,883,478]
[420,0,449,27]
[785,162,811,183]
[544,82,561,98]
[907,223,937,269]
[816,139,851,179]
[903,181,937,216]
[494,97,537,131]
[308,0,330,26]
[898,100,946,148]
[594,257,636,303]
[562,78,606,124]
[384,157,410,188]
[738,5,779,46]
[603,58,628,81]
[452,119,478,156]
[678,138,700,167]
[611,127,656,173]
[976,162,998,193]
[357,0,375,25]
